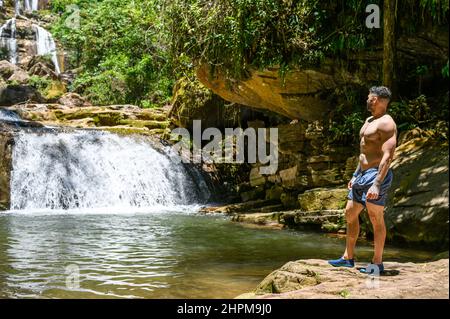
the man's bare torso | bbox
[359,114,397,170]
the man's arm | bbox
[366,120,397,199]
[348,162,361,189]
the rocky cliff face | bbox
[180,19,450,249]
[196,24,448,121]
[196,64,338,122]
[383,129,449,247]
[0,130,13,210]
[200,126,449,249]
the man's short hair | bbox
[369,86,392,101]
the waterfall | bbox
[13,0,39,15]
[14,0,20,15]
[23,0,39,12]
[0,108,21,121]
[0,1,61,74]
[32,24,61,74]
[10,130,209,210]
[0,18,18,64]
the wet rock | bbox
[5,103,170,136]
[231,212,283,229]
[280,209,345,231]
[198,199,277,215]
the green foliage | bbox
[419,0,449,23]
[329,111,364,144]
[389,95,435,132]
[27,76,65,99]
[50,0,173,107]
[0,47,9,61]
[166,0,448,80]
[339,289,350,298]
[165,0,387,79]
[28,75,52,91]
[442,60,449,78]
[166,0,330,79]
[45,0,448,117]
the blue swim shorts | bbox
[348,167,393,207]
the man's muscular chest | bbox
[360,118,381,142]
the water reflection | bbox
[0,210,437,298]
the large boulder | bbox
[0,60,30,84]
[0,83,44,105]
[383,131,449,249]
[298,187,348,211]
[57,92,91,108]
[238,258,449,299]
[27,60,59,79]
[0,60,45,105]
[196,64,336,121]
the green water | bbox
[0,209,437,299]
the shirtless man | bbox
[328,86,397,274]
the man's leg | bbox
[343,200,364,260]
[366,202,386,264]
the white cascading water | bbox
[0,1,61,73]
[32,24,61,74]
[23,0,39,12]
[10,130,208,210]
[0,18,18,64]
[0,108,21,121]
[14,0,39,15]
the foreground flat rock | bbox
[236,258,449,299]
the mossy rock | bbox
[254,261,321,295]
[298,187,348,211]
[432,251,449,261]
[43,80,66,101]
[280,192,299,209]
[265,185,284,201]
[117,119,169,130]
[99,127,153,136]
[93,112,125,126]
[144,120,170,129]
[321,216,346,232]
[240,187,265,202]
[135,110,167,121]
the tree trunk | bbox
[383,0,396,97]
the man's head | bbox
[367,86,391,114]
